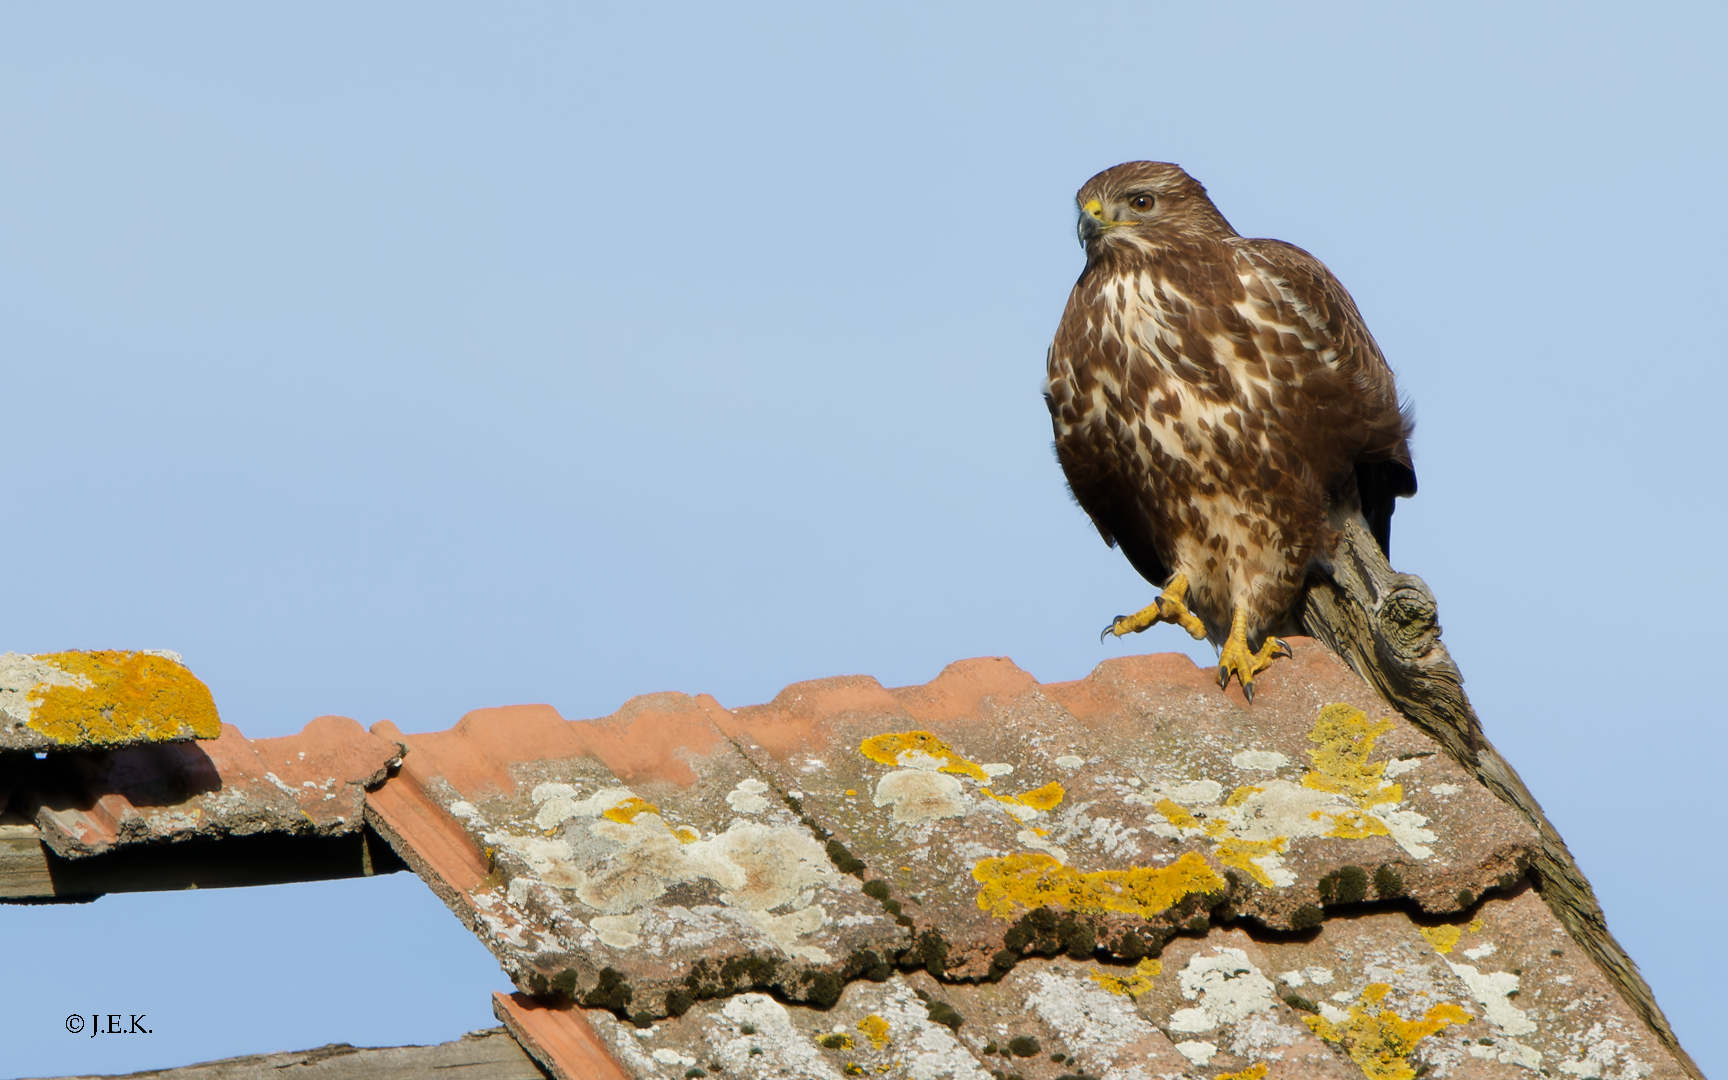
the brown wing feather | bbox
[1237,238,1416,553]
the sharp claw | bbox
[1100,626,1112,644]
[1242,681,1255,704]
[1273,638,1293,659]
[1217,666,1230,690]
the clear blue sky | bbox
[3,4,1722,1076]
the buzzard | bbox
[1045,161,1415,700]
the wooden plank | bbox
[491,993,631,1080]
[17,1026,546,1080]
[0,823,405,902]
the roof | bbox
[1,641,1697,1080]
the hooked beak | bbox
[1077,198,1114,246]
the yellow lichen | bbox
[603,797,661,824]
[672,826,700,844]
[1089,957,1162,997]
[859,731,989,780]
[1215,837,1288,887]
[972,851,1225,920]
[1466,918,1484,933]
[1014,780,1065,811]
[1320,806,1392,840]
[25,650,220,745]
[1154,798,1202,830]
[1215,1066,1268,1080]
[984,780,1066,814]
[1303,703,1400,808]
[856,1014,891,1048]
[1418,925,1463,954]
[1224,784,1264,808]
[817,1032,854,1050]
[1304,982,1471,1080]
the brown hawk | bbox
[1045,161,1416,700]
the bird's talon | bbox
[1099,574,1206,644]
[1214,611,1291,702]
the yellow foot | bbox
[1215,609,1292,704]
[1102,574,1209,642]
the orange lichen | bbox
[856,1014,891,1048]
[26,651,220,745]
[1215,1066,1268,1080]
[1215,837,1288,887]
[1304,983,1471,1080]
[603,797,661,824]
[972,851,1225,920]
[1090,957,1161,997]
[672,826,700,844]
[859,731,988,780]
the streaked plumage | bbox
[1045,161,1415,697]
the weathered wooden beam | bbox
[16,1026,546,1080]
[0,820,405,902]
[1301,517,1702,1080]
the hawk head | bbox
[1075,161,1237,255]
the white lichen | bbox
[1231,750,1290,771]
[1447,960,1537,1036]
[726,777,771,813]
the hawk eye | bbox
[1129,194,1155,211]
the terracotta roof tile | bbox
[2,642,1697,1078]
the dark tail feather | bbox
[1355,459,1417,558]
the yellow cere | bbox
[859,731,988,780]
[26,650,221,745]
[1215,1066,1268,1080]
[1089,957,1161,997]
[602,797,661,825]
[1304,983,1471,1080]
[972,851,1224,920]
[856,1014,891,1048]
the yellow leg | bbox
[1215,608,1292,703]
[1102,574,1209,642]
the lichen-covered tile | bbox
[375,694,907,1023]
[1095,888,1689,1080]
[717,659,1223,982]
[581,972,1004,1080]
[0,649,221,752]
[1042,644,1542,927]
[715,649,1541,994]
[27,715,398,857]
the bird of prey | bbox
[1045,161,1415,701]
